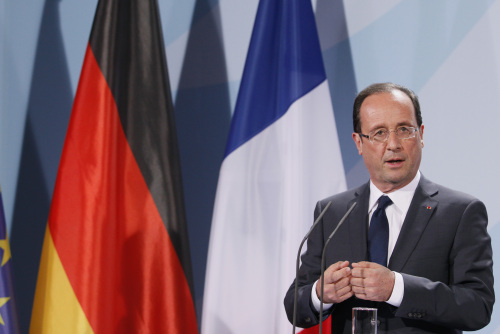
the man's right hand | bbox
[316,260,353,304]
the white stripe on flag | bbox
[202,80,346,333]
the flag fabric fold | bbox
[202,0,346,333]
[30,0,198,333]
[0,187,20,334]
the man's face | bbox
[352,90,424,193]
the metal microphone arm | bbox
[292,201,332,334]
[319,202,357,334]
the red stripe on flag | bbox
[48,45,197,333]
[299,317,331,334]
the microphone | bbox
[292,201,332,334]
[318,202,357,334]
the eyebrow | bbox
[366,122,416,132]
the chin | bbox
[387,173,414,186]
[383,174,408,186]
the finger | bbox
[359,266,392,287]
[352,282,368,300]
[351,285,365,295]
[361,286,381,301]
[351,261,371,268]
[350,277,364,288]
[324,262,350,283]
[326,260,350,273]
[336,286,354,301]
[324,284,353,303]
[331,276,351,290]
[328,266,351,283]
[351,266,367,278]
[353,261,383,270]
[324,278,351,294]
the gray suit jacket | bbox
[284,176,494,333]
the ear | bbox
[352,133,363,155]
[419,125,424,147]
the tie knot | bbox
[377,195,393,211]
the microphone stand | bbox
[319,202,357,334]
[292,201,332,334]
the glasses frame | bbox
[358,126,419,144]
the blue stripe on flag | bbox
[224,0,327,157]
[202,0,345,332]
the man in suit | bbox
[284,83,494,333]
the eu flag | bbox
[0,187,20,333]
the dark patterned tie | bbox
[368,195,393,266]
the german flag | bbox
[30,0,198,333]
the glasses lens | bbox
[397,127,416,139]
[371,129,388,142]
[370,127,417,143]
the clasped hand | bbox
[315,261,395,304]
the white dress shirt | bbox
[311,171,421,311]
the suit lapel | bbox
[349,183,370,263]
[388,176,439,271]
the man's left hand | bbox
[350,261,395,302]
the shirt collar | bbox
[369,171,421,215]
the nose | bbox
[386,130,402,150]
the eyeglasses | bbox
[358,126,419,143]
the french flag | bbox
[202,0,346,333]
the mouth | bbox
[385,158,405,166]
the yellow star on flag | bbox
[0,297,10,325]
[0,239,11,267]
